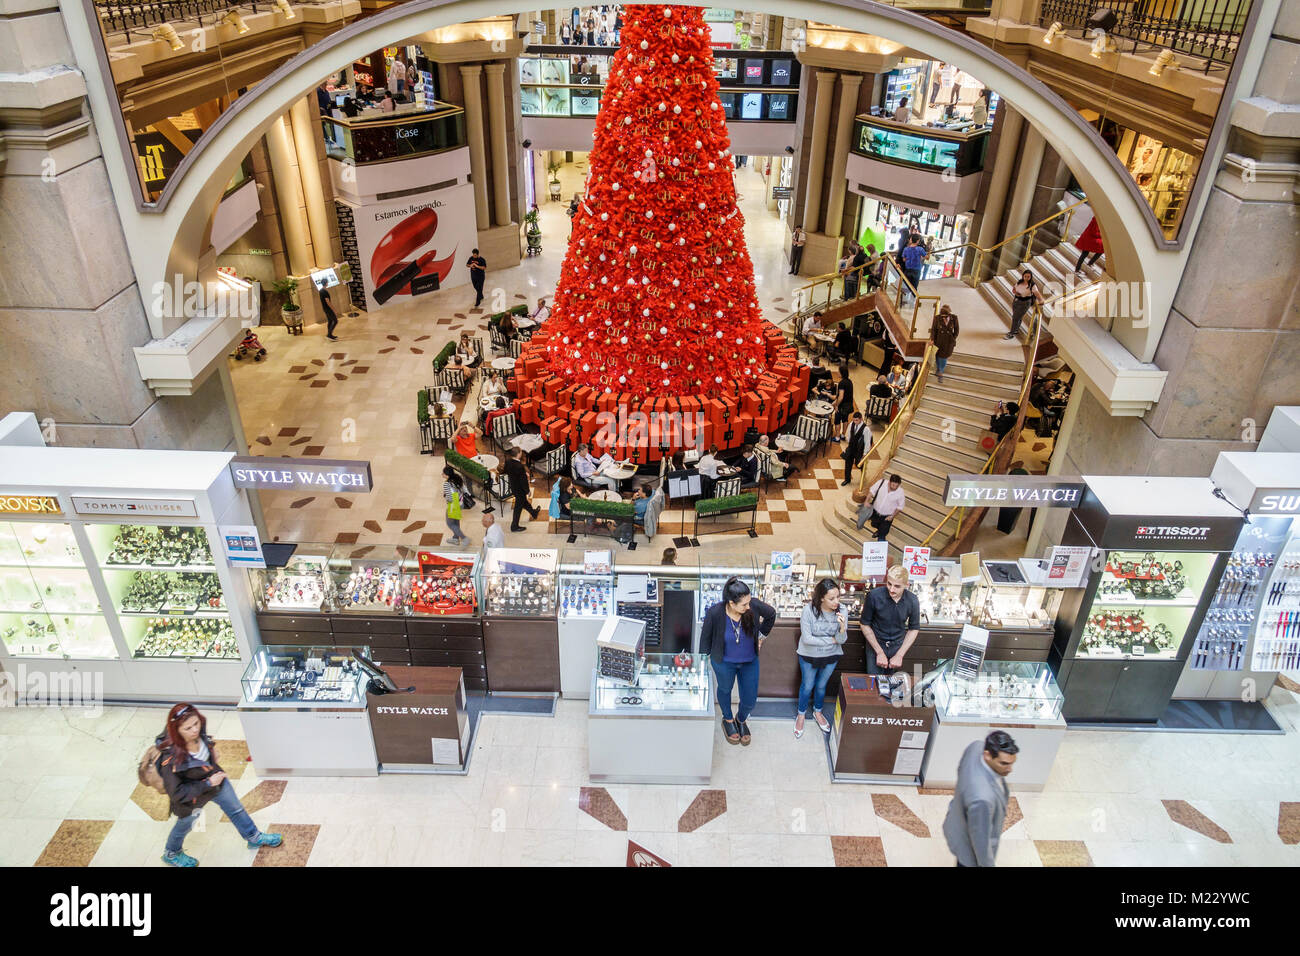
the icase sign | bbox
[230,457,373,493]
[943,475,1087,508]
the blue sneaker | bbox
[247,832,283,849]
[162,850,199,868]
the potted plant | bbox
[524,205,542,255]
[271,276,301,330]
[546,159,563,201]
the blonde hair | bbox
[885,564,908,585]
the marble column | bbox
[974,104,1024,277]
[264,114,313,275]
[823,73,863,239]
[801,71,837,233]
[1023,382,1083,557]
[289,96,331,267]
[484,62,512,228]
[459,64,491,230]
[997,122,1045,274]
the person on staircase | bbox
[1005,270,1044,340]
[930,304,960,383]
[1073,217,1105,275]
[840,412,869,486]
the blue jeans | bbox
[712,658,760,723]
[446,516,465,542]
[797,656,839,713]
[935,356,948,375]
[166,779,259,853]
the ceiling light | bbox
[154,23,185,52]
[223,10,250,34]
[1149,49,1178,76]
[274,0,295,18]
[1042,22,1064,44]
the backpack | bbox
[138,744,166,794]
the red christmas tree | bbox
[539,4,770,397]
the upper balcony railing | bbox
[1037,0,1250,71]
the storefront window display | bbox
[1092,118,1198,239]
[854,198,972,280]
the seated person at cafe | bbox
[869,374,894,400]
[550,476,585,519]
[696,444,732,496]
[631,485,651,521]
[497,309,518,339]
[483,396,517,431]
[801,310,823,337]
[453,422,479,459]
[989,401,1020,439]
[481,369,508,400]
[755,435,799,480]
[859,564,921,676]
[573,443,619,492]
[833,325,858,364]
[737,445,761,489]
[456,332,482,368]
[806,356,835,396]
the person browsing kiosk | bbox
[859,564,921,675]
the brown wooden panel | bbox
[482,618,560,692]
[367,666,465,766]
[329,615,407,634]
[257,612,330,633]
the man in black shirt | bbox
[737,445,760,489]
[860,564,921,675]
[869,374,894,400]
[503,449,540,531]
[466,248,487,307]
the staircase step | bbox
[936,369,1021,398]
[949,351,1022,374]
[940,360,1022,388]
[899,435,989,472]
[928,381,1016,410]
[917,395,992,429]
[913,408,992,442]
[887,451,951,495]
[908,421,988,456]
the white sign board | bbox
[861,541,889,578]
[72,496,198,518]
[1047,545,1092,588]
[903,546,931,579]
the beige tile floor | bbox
[2,681,1298,867]
[229,162,1030,561]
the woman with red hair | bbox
[156,702,283,867]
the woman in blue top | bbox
[699,578,777,745]
[794,579,848,737]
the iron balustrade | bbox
[1038,0,1250,70]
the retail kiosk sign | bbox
[943,475,1086,508]
[71,496,198,518]
[229,457,374,493]
[220,524,265,568]
[0,494,62,516]
[1103,517,1243,552]
[1047,545,1091,587]
[903,546,930,578]
[1248,490,1300,515]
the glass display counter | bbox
[908,559,972,626]
[480,548,558,616]
[251,544,331,613]
[558,549,614,619]
[1078,550,1215,659]
[591,652,710,713]
[406,549,479,617]
[697,555,758,621]
[241,645,368,704]
[976,563,1063,631]
[480,548,560,693]
[328,544,407,614]
[759,554,830,620]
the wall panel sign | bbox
[1248,489,1300,515]
[72,496,198,517]
[230,457,374,493]
[0,495,62,516]
[943,475,1087,508]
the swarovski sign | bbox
[1249,490,1300,515]
[230,457,373,493]
[943,475,1087,508]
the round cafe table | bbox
[510,433,545,454]
[472,454,499,472]
[776,434,807,453]
[515,317,538,330]
[479,396,498,411]
[436,402,456,418]
[587,490,622,503]
[805,400,834,418]
[491,357,516,371]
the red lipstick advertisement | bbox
[352,183,476,310]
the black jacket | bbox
[990,411,1017,438]
[504,458,530,497]
[738,454,759,484]
[842,421,868,461]
[155,733,225,819]
[700,598,777,662]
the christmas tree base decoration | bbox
[512,4,808,461]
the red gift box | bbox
[519,398,540,426]
[540,400,558,421]
[573,386,596,411]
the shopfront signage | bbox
[1248,490,1300,515]
[943,475,1087,508]
[772,186,792,200]
[1100,516,1243,552]
[229,457,374,493]
[0,494,62,516]
[72,496,198,517]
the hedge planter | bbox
[445,449,491,486]
[693,492,759,538]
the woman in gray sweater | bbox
[795,578,848,737]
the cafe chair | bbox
[713,475,743,499]
[443,367,467,396]
[792,413,830,460]
[429,415,455,450]
[489,411,521,454]
[865,394,893,424]
[489,325,510,355]
[508,337,524,359]
[537,444,570,479]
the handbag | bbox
[461,489,478,510]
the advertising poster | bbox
[220,525,265,568]
[352,182,476,310]
[861,541,889,578]
[1047,545,1092,588]
[903,546,930,578]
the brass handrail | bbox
[793,253,942,338]
[855,342,938,495]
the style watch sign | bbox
[943,475,1087,508]
[229,457,373,493]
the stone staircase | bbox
[823,350,1023,560]
[978,241,1107,335]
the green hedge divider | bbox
[570,497,635,519]
[432,342,457,371]
[445,449,491,486]
[417,389,429,425]
[695,493,759,515]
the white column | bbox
[801,71,838,233]
[459,64,491,230]
[823,73,863,239]
[484,62,512,227]
[264,115,313,275]
[289,96,331,266]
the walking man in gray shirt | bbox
[943,731,1018,866]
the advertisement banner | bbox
[903,546,930,578]
[351,183,477,310]
[1047,545,1092,587]
[220,525,265,568]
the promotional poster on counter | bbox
[352,183,476,310]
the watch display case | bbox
[559,549,614,618]
[933,660,1064,722]
[835,553,879,623]
[241,645,368,704]
[406,550,478,616]
[759,555,825,619]
[329,544,407,614]
[591,651,710,714]
[1254,521,1300,671]
[250,544,331,612]
[909,560,973,627]
[480,548,557,616]
[1078,550,1216,659]
[0,522,113,659]
[974,564,1063,630]
[697,556,758,621]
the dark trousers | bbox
[790,244,804,275]
[472,279,484,306]
[511,493,539,529]
[843,277,860,300]
[712,657,760,723]
[904,269,922,293]
[842,454,857,482]
[866,636,905,675]
[1074,249,1101,272]
[1010,297,1032,336]
[324,310,338,337]
[870,512,894,542]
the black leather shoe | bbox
[509,526,525,533]
[739,721,752,745]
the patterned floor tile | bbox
[130,784,172,822]
[401,521,427,534]
[310,380,328,388]
[830,835,887,867]
[335,532,360,544]
[679,790,727,833]
[1003,796,1024,833]
[1034,840,1093,866]
[1279,803,1300,844]
[363,520,382,533]
[387,509,411,521]
[35,820,115,867]
[627,839,671,866]
[253,824,318,866]
[303,445,325,455]
[419,533,444,546]
[290,436,312,445]
[579,787,628,831]
[277,427,299,437]
[215,739,252,779]
[289,497,315,509]
[872,794,930,838]
[221,780,286,818]
[334,497,353,509]
[1162,800,1232,843]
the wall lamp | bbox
[1042,22,1064,44]
[1148,49,1178,76]
[222,10,250,34]
[152,23,185,51]
[1089,28,1117,57]
[274,0,295,18]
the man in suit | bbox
[503,449,540,532]
[737,445,760,489]
[943,731,1018,867]
[840,412,869,486]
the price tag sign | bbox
[903,546,931,579]
[768,551,793,583]
[861,541,889,578]
[220,525,265,568]
[1047,546,1092,587]
[583,550,612,574]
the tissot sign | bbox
[230,457,373,493]
[943,475,1087,508]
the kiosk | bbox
[829,673,936,783]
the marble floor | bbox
[229,161,1039,562]
[4,679,1299,867]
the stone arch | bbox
[91,0,1185,360]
